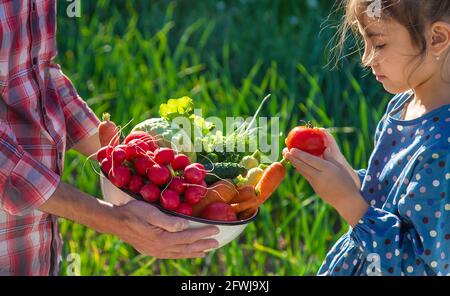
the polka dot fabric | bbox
[318,92,450,276]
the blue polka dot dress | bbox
[318,92,450,276]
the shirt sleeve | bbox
[48,63,100,151]
[350,147,449,275]
[0,121,60,216]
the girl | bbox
[284,0,449,276]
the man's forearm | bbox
[39,181,122,235]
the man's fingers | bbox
[166,239,219,253]
[161,226,220,245]
[145,205,189,232]
[288,148,328,171]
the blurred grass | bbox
[56,0,390,275]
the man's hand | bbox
[114,200,219,258]
[283,147,368,227]
[39,182,219,259]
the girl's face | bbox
[358,15,437,94]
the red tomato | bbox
[285,126,327,157]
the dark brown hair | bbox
[331,0,450,76]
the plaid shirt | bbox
[0,0,100,275]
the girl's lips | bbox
[376,75,386,81]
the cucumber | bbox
[204,162,247,185]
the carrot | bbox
[243,160,287,215]
[238,208,257,220]
[99,113,119,147]
[192,179,238,216]
[230,199,258,214]
[230,185,257,203]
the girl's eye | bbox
[374,44,386,50]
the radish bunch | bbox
[96,131,208,216]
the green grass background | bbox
[56,0,391,275]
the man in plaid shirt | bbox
[0,0,218,275]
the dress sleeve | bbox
[0,121,60,215]
[350,147,449,275]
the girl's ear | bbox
[430,21,450,58]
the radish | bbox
[125,139,149,160]
[184,186,206,205]
[140,184,161,203]
[200,202,237,221]
[96,146,112,162]
[128,175,144,193]
[111,146,127,165]
[108,165,131,188]
[101,157,112,173]
[124,131,158,152]
[168,176,186,194]
[154,148,175,165]
[134,155,153,176]
[171,154,191,171]
[147,164,171,186]
[175,203,193,216]
[183,163,206,184]
[160,189,181,211]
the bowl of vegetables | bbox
[97,96,287,250]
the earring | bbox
[436,56,440,61]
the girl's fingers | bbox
[289,148,328,171]
[285,152,317,180]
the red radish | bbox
[285,124,327,157]
[154,148,175,165]
[184,186,207,205]
[96,146,112,162]
[147,164,171,186]
[111,147,127,165]
[98,113,119,147]
[124,131,151,144]
[171,154,191,171]
[175,203,193,216]
[168,176,186,194]
[101,157,112,173]
[183,164,206,184]
[108,165,131,188]
[160,189,181,211]
[200,202,237,221]
[125,139,149,160]
[124,131,158,152]
[128,175,144,193]
[140,184,161,203]
[134,155,153,176]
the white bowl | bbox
[100,174,258,250]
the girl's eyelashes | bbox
[374,44,386,50]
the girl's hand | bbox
[283,147,368,227]
[320,129,361,190]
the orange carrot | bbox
[238,208,258,220]
[230,199,258,214]
[230,185,258,203]
[242,160,287,214]
[255,161,286,203]
[192,180,237,216]
[99,113,119,147]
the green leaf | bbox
[159,96,194,121]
